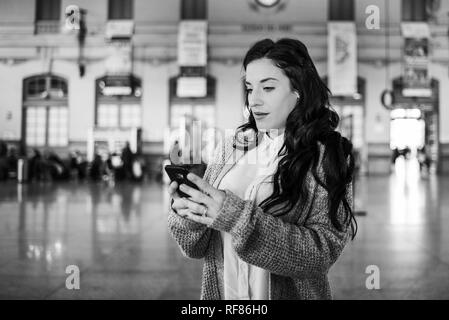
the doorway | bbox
[390,108,425,177]
[390,77,440,175]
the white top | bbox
[218,132,285,300]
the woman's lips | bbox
[253,112,269,118]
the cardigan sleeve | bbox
[209,168,353,278]
[167,138,227,259]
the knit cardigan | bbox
[167,134,353,300]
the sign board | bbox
[105,20,134,40]
[177,20,208,66]
[401,23,431,97]
[176,77,207,98]
[328,22,357,96]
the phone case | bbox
[164,165,199,198]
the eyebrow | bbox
[245,77,279,85]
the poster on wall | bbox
[401,23,431,97]
[327,22,357,96]
[177,20,208,97]
[177,20,208,67]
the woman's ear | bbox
[294,91,300,100]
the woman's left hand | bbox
[178,173,226,225]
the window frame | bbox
[108,0,134,20]
[23,74,69,148]
[181,0,207,20]
[328,0,355,21]
[402,0,427,22]
[35,0,61,21]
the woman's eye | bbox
[264,87,274,92]
[246,88,253,94]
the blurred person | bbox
[43,150,70,181]
[121,141,134,180]
[6,147,18,178]
[69,150,88,180]
[108,151,125,181]
[167,38,356,300]
[131,150,146,182]
[89,152,105,181]
[392,147,400,164]
[403,146,411,160]
[28,148,45,181]
[0,140,7,157]
[0,140,8,180]
[418,146,432,174]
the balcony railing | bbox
[35,20,60,34]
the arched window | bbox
[95,75,142,128]
[23,74,69,147]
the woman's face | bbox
[245,58,298,132]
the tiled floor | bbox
[0,158,448,299]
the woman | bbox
[167,38,357,300]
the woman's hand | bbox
[172,173,226,226]
[168,181,196,218]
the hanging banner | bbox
[328,22,357,96]
[401,23,431,97]
[177,20,208,67]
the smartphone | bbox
[164,164,200,198]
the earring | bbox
[295,92,300,100]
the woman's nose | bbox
[248,90,263,108]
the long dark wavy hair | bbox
[236,38,357,240]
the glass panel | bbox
[26,107,47,147]
[26,77,47,97]
[48,107,68,147]
[171,104,192,129]
[49,78,67,98]
[193,104,215,129]
[27,80,37,96]
[120,104,141,127]
[98,104,119,127]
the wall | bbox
[210,62,244,131]
[0,0,34,24]
[136,60,175,143]
[209,0,327,24]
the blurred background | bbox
[0,0,448,299]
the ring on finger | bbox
[201,206,208,217]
